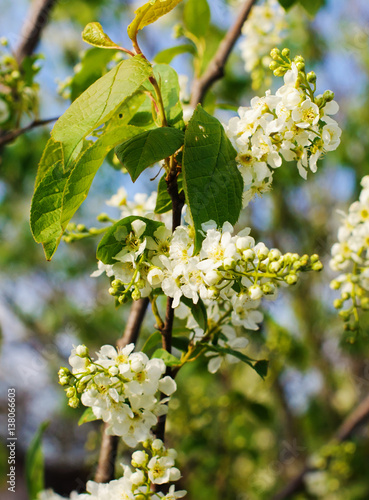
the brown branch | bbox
[189,0,258,107]
[94,298,149,484]
[15,0,58,64]
[272,393,369,500]
[0,117,58,148]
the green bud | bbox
[132,289,141,301]
[269,60,279,71]
[118,294,129,305]
[77,224,87,232]
[330,279,341,290]
[292,261,302,270]
[59,376,69,386]
[307,71,317,84]
[109,287,119,296]
[296,62,305,72]
[294,55,305,63]
[97,213,110,222]
[312,261,323,271]
[68,397,79,409]
[111,279,123,288]
[285,274,298,285]
[323,90,335,102]
[274,67,287,77]
[270,48,281,60]
[310,254,319,263]
[333,299,343,309]
[66,387,76,398]
[341,292,350,301]
[281,48,290,58]
[339,310,351,320]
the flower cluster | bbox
[93,219,322,338]
[240,0,287,89]
[58,343,176,447]
[0,38,41,129]
[226,48,341,206]
[38,439,186,500]
[330,176,369,333]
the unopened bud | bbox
[77,224,87,232]
[296,61,305,72]
[270,48,281,60]
[307,71,317,83]
[97,213,110,222]
[66,387,76,398]
[132,289,141,301]
[68,397,79,409]
[285,274,298,285]
[323,90,335,102]
[312,261,323,271]
[76,345,88,357]
[269,60,278,71]
[281,48,290,58]
[333,299,343,309]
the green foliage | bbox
[152,347,181,366]
[299,0,325,16]
[154,44,196,64]
[206,344,268,379]
[78,407,98,425]
[69,48,118,101]
[147,64,185,130]
[25,421,49,500]
[52,56,152,165]
[181,296,208,332]
[184,0,211,38]
[31,94,147,260]
[182,105,243,252]
[278,0,297,9]
[128,0,183,41]
[82,22,121,49]
[155,174,184,214]
[96,216,164,264]
[115,127,184,182]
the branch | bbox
[272,393,369,500]
[189,0,257,107]
[0,117,58,148]
[94,298,149,483]
[15,0,58,64]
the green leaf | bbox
[253,360,269,379]
[184,0,211,38]
[181,296,208,332]
[128,0,183,41]
[155,174,183,214]
[154,44,196,64]
[115,127,184,182]
[25,421,49,500]
[31,94,147,260]
[82,22,121,49]
[150,64,185,130]
[70,48,117,102]
[182,105,243,252]
[142,331,162,354]
[206,344,268,379]
[278,0,297,9]
[299,0,325,16]
[96,216,164,264]
[78,407,98,425]
[152,348,181,366]
[52,55,152,166]
[172,335,190,352]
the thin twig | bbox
[15,0,58,64]
[0,117,58,148]
[94,298,149,483]
[189,0,257,107]
[272,393,369,500]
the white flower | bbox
[291,99,320,129]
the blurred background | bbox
[1,0,369,498]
